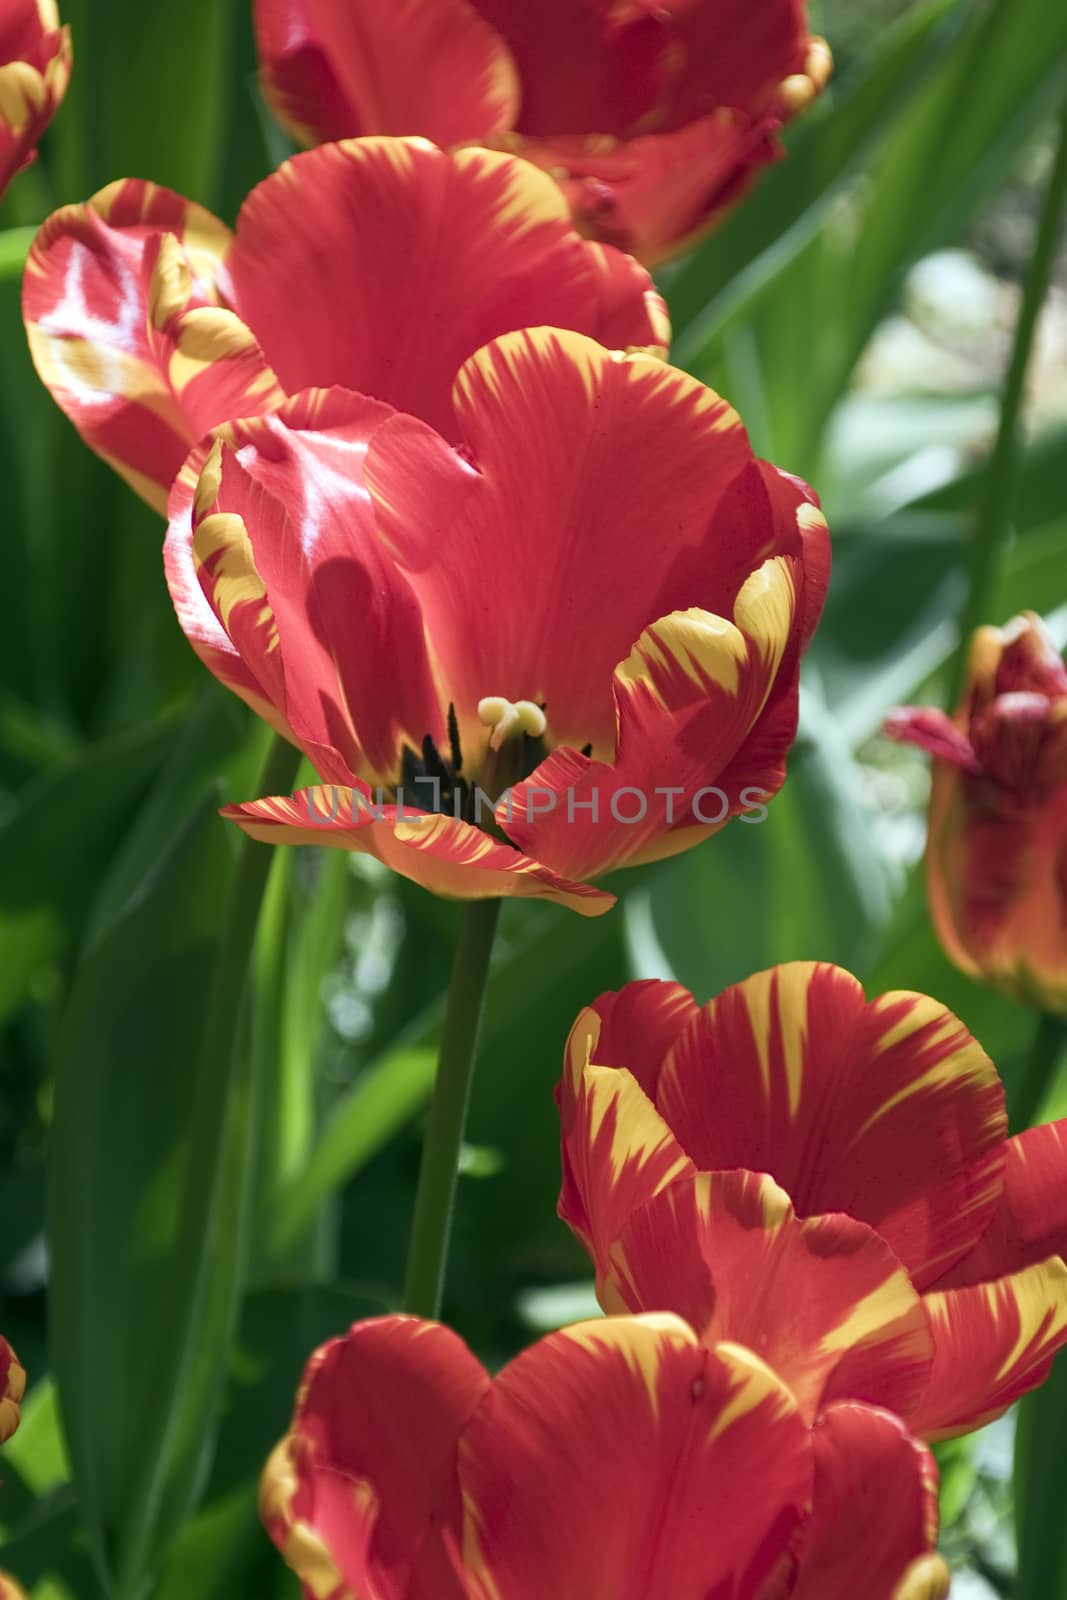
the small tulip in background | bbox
[253,0,830,263]
[261,1311,948,1599]
[888,613,1067,1014]
[0,0,69,200]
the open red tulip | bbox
[261,1312,947,1599]
[888,612,1067,1013]
[164,331,828,912]
[0,0,69,199]
[23,136,666,511]
[253,0,831,263]
[559,961,1067,1439]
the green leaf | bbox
[46,696,264,1589]
[0,717,176,1022]
[154,1283,383,1600]
[669,0,963,340]
[1016,1350,1067,1598]
[679,0,1067,474]
[630,690,894,998]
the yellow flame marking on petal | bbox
[169,308,284,408]
[584,1062,690,1200]
[734,557,796,678]
[739,970,774,1103]
[742,966,811,1121]
[617,609,748,705]
[454,143,572,234]
[562,1313,698,1421]
[566,1006,603,1096]
[259,1437,357,1600]
[988,1258,1067,1382]
[193,511,278,650]
[148,234,192,331]
[854,994,996,1141]
[0,61,47,130]
[705,1341,798,1441]
[891,1555,952,1600]
[797,501,828,535]
[193,439,224,522]
[817,1271,920,1358]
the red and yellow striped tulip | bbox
[559,961,1067,1440]
[0,1337,27,1596]
[888,613,1067,1013]
[0,1334,24,1444]
[0,0,69,199]
[23,136,667,511]
[163,337,828,912]
[261,1312,948,1599]
[253,0,830,265]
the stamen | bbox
[477,696,547,753]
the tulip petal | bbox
[0,4,70,201]
[558,984,699,1251]
[504,548,818,881]
[24,180,232,508]
[224,139,668,441]
[144,234,285,443]
[458,1318,812,1600]
[562,982,699,1108]
[261,1315,488,1598]
[604,1171,933,1425]
[0,1575,29,1600]
[253,0,519,146]
[223,788,615,917]
[662,0,820,121]
[940,1119,1067,1286]
[0,1336,25,1444]
[364,328,810,764]
[512,109,781,265]
[167,388,442,785]
[656,962,1006,1288]
[791,1403,945,1600]
[910,1256,1067,1439]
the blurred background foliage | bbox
[0,0,1066,1595]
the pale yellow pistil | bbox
[477,696,546,753]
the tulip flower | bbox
[887,613,1067,1013]
[0,1338,27,1598]
[261,1312,948,1599]
[559,961,1067,1439]
[164,330,828,912]
[0,1334,23,1444]
[23,136,667,511]
[253,0,831,264]
[0,0,69,200]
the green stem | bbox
[403,897,501,1318]
[1011,1011,1067,1133]
[951,100,1067,702]
[115,732,302,1598]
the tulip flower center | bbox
[395,699,552,832]
[477,696,547,753]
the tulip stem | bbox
[403,897,501,1319]
[1011,1012,1067,1133]
[951,98,1067,702]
